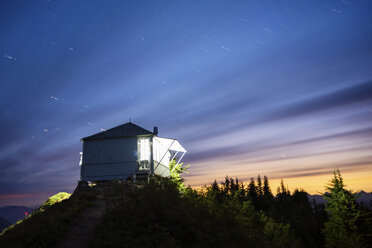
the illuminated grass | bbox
[38,192,71,212]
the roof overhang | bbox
[81,134,154,142]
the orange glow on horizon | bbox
[186,167,372,195]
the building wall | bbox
[81,137,139,181]
[81,162,138,181]
[80,136,172,181]
[82,137,138,165]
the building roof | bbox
[81,122,154,141]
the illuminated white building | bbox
[79,122,186,181]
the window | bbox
[138,138,150,161]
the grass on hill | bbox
[0,190,96,248]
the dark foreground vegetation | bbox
[0,170,371,248]
[0,191,96,248]
[92,171,372,248]
[92,177,301,248]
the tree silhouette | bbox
[263,176,273,199]
[257,175,263,197]
[322,169,370,248]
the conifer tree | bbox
[277,178,290,195]
[169,159,189,191]
[257,175,263,197]
[247,178,257,200]
[322,169,364,248]
[212,179,219,192]
[263,176,273,199]
[222,176,230,196]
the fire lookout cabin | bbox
[79,122,187,181]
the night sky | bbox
[1,0,372,206]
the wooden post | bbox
[150,136,154,176]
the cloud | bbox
[268,81,372,121]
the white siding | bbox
[81,162,137,181]
[82,137,137,165]
[109,138,137,162]
[81,137,139,181]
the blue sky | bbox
[1,0,372,206]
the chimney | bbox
[153,126,158,136]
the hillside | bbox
[0,176,371,248]
[0,181,139,248]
